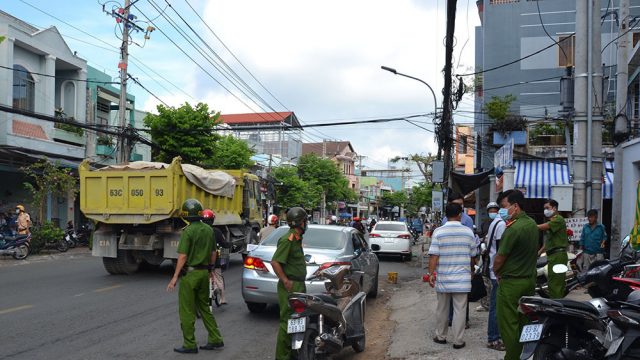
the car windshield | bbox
[260,227,346,250]
[375,223,406,231]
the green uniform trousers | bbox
[547,251,568,299]
[275,280,306,360]
[497,277,535,360]
[178,270,223,349]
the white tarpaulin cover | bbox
[99,161,236,198]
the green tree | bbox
[204,135,254,169]
[271,166,322,209]
[297,154,357,203]
[144,102,220,164]
[405,182,433,216]
[391,153,435,184]
[483,94,516,121]
[22,159,78,222]
[380,191,408,208]
[0,36,6,44]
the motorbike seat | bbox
[537,256,548,268]
[315,294,338,306]
[555,299,600,316]
[3,234,27,242]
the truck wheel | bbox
[103,257,121,275]
[116,250,140,275]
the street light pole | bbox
[380,66,438,115]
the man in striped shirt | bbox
[428,202,477,349]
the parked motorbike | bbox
[519,259,638,360]
[0,232,31,260]
[535,251,581,298]
[287,264,366,359]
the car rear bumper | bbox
[241,270,329,305]
[370,237,411,254]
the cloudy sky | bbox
[4,0,481,172]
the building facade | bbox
[301,141,359,190]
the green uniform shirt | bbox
[544,214,568,251]
[497,212,538,279]
[271,229,306,281]
[177,221,215,266]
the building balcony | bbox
[52,127,85,146]
[96,144,115,157]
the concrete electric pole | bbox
[116,0,131,164]
[441,0,458,186]
[612,0,630,257]
[573,0,603,217]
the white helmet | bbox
[267,214,279,225]
[486,202,500,210]
[330,215,337,221]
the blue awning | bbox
[514,160,570,199]
[604,160,614,200]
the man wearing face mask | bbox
[536,199,568,298]
[271,207,308,360]
[493,190,538,360]
[481,201,506,351]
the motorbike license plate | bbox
[519,324,544,343]
[605,337,624,357]
[287,318,306,334]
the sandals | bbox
[487,340,506,351]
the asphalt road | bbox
[0,250,413,360]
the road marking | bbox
[94,284,123,293]
[0,305,33,315]
[73,293,86,297]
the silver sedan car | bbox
[241,225,380,313]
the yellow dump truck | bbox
[79,157,262,274]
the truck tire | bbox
[102,251,140,275]
[103,257,121,275]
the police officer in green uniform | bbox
[167,199,224,354]
[271,207,308,360]
[493,190,538,360]
[537,199,568,299]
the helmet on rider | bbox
[202,209,215,225]
[268,214,279,226]
[286,207,308,234]
[181,199,203,220]
[16,205,25,212]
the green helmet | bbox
[181,198,203,217]
[286,207,308,228]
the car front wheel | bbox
[246,302,267,313]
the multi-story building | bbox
[301,141,358,190]
[454,125,475,174]
[0,11,88,224]
[219,111,303,163]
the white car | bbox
[369,221,412,261]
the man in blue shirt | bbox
[579,209,607,271]
[441,192,475,231]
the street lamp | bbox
[380,66,438,116]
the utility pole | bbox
[441,0,458,186]
[612,0,630,257]
[117,0,131,164]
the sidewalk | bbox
[0,247,91,267]
[384,241,591,360]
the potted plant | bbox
[96,135,114,156]
[529,122,566,146]
[484,95,528,145]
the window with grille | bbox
[634,83,639,119]
[13,65,35,112]
[558,35,575,67]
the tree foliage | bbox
[272,154,357,211]
[22,159,78,222]
[405,182,433,216]
[380,191,408,208]
[203,135,254,169]
[483,95,516,122]
[391,153,435,184]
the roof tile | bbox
[12,119,49,140]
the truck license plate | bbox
[520,324,544,343]
[287,318,306,334]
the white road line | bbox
[93,284,123,293]
[0,305,34,315]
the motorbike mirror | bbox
[552,264,569,274]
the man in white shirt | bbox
[428,203,477,349]
[482,201,506,351]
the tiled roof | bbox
[12,120,48,140]
[220,112,297,125]
[302,141,354,157]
